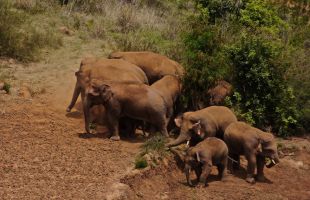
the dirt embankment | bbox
[1,36,310,199]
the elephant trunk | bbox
[185,164,192,186]
[166,131,189,147]
[67,82,81,112]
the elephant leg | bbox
[200,162,212,187]
[107,114,120,141]
[82,91,91,134]
[256,154,265,182]
[245,153,257,184]
[194,165,202,183]
[218,157,227,180]
[158,117,169,138]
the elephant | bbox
[207,80,232,106]
[224,121,280,184]
[150,75,182,130]
[108,51,185,84]
[85,80,170,140]
[183,137,228,187]
[66,57,148,112]
[167,106,237,147]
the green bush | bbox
[134,157,148,169]
[228,36,299,136]
[0,0,62,61]
[182,0,303,136]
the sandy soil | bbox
[1,36,310,200]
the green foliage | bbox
[141,134,168,156]
[0,0,62,61]
[228,36,298,136]
[3,82,11,94]
[182,0,303,136]
[135,157,148,169]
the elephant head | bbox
[83,82,113,133]
[167,113,204,147]
[184,148,201,186]
[257,132,280,168]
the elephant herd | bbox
[66,51,280,187]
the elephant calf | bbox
[224,121,280,184]
[85,80,169,140]
[184,137,228,187]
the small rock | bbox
[0,82,4,90]
[19,86,32,98]
[105,182,130,200]
[59,26,73,36]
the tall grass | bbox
[62,0,190,60]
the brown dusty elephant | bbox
[224,121,280,184]
[207,80,232,106]
[150,75,182,130]
[66,58,148,113]
[85,80,170,140]
[108,51,185,84]
[167,106,237,147]
[183,137,228,187]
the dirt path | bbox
[1,35,310,200]
[0,36,143,199]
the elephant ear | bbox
[87,85,100,97]
[99,84,113,101]
[174,115,183,127]
[192,120,202,136]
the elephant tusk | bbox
[196,152,201,162]
[186,140,190,147]
[271,159,276,165]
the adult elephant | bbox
[224,121,280,184]
[150,75,182,130]
[66,57,148,113]
[85,80,170,140]
[108,51,185,84]
[167,106,237,147]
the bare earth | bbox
[1,36,310,200]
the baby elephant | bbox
[224,122,280,184]
[184,137,228,187]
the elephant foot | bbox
[66,107,72,112]
[246,177,256,184]
[256,174,265,182]
[110,135,121,141]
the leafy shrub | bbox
[0,0,62,61]
[134,157,148,169]
[182,0,302,136]
[141,134,168,156]
[228,36,299,136]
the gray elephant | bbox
[85,80,169,140]
[224,121,280,184]
[167,106,237,147]
[108,51,185,84]
[184,137,228,187]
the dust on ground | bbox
[1,35,310,200]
